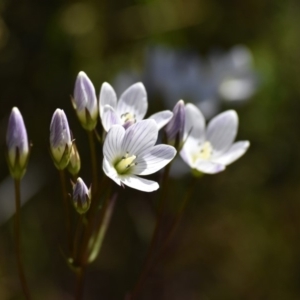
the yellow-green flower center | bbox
[115,152,136,174]
[121,112,136,124]
[192,141,213,163]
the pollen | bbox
[115,153,137,174]
[192,141,213,163]
[120,112,136,124]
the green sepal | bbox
[191,168,204,178]
[6,147,30,180]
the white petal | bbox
[179,146,195,169]
[133,145,176,175]
[99,82,117,118]
[102,157,121,186]
[103,125,125,163]
[195,160,225,174]
[120,175,159,192]
[148,110,173,130]
[116,83,148,121]
[213,141,250,165]
[102,105,122,132]
[121,119,158,156]
[180,103,206,167]
[206,110,238,154]
[184,103,206,146]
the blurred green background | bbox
[1,0,300,299]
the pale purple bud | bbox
[6,107,29,179]
[73,71,98,130]
[165,100,185,143]
[73,177,91,214]
[50,109,72,170]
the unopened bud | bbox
[72,177,91,214]
[72,71,98,131]
[6,107,29,179]
[50,109,72,170]
[165,100,185,145]
[67,143,81,176]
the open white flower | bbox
[180,103,249,174]
[103,119,176,192]
[99,82,173,132]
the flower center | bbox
[120,112,136,124]
[115,152,137,174]
[192,141,213,163]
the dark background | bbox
[1,0,300,299]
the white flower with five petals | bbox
[103,119,176,192]
[99,82,173,132]
[180,103,249,174]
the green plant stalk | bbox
[129,162,172,300]
[59,170,72,253]
[75,266,85,300]
[14,179,31,300]
[88,192,117,263]
[73,214,85,260]
[88,130,98,197]
[73,183,114,300]
[153,176,198,263]
[78,179,112,263]
[130,176,198,296]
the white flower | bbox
[180,103,249,174]
[99,82,173,132]
[103,119,176,192]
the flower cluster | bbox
[6,71,250,189]
[4,70,250,300]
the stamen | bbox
[121,112,136,124]
[192,141,213,163]
[115,154,137,174]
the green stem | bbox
[88,130,98,197]
[87,191,117,264]
[59,170,72,253]
[14,179,31,300]
[77,180,112,266]
[73,183,114,300]
[73,214,85,260]
[129,163,171,300]
[88,175,108,220]
[155,177,198,262]
[75,267,85,300]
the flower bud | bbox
[165,100,185,145]
[72,71,98,131]
[72,177,91,214]
[6,107,29,179]
[50,109,72,170]
[67,143,81,176]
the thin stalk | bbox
[75,267,85,300]
[73,183,114,300]
[14,179,31,300]
[73,214,85,260]
[129,163,171,300]
[88,175,108,220]
[80,183,112,265]
[155,177,197,262]
[59,170,72,253]
[73,176,108,266]
[87,192,117,263]
[88,130,98,196]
